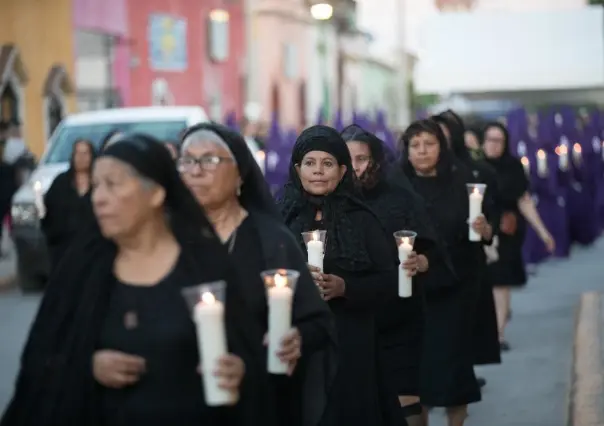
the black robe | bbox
[229,211,337,426]
[40,171,95,272]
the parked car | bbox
[11,106,209,291]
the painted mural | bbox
[148,14,188,72]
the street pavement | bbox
[1,237,604,424]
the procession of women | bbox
[1,104,603,426]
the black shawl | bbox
[1,135,271,426]
[277,125,377,272]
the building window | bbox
[208,9,230,62]
[283,43,297,79]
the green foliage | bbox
[589,0,604,5]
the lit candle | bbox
[572,143,582,167]
[521,156,530,177]
[33,181,46,219]
[306,231,324,272]
[255,150,266,175]
[468,187,483,242]
[601,140,604,161]
[267,272,293,374]
[536,149,547,177]
[558,144,569,171]
[398,237,413,298]
[194,292,236,406]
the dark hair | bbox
[69,139,96,176]
[432,111,472,161]
[400,118,454,178]
[482,121,511,156]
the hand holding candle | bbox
[302,230,326,272]
[466,183,486,242]
[393,231,417,298]
[181,281,238,406]
[261,269,299,375]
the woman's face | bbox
[295,150,347,196]
[408,131,440,176]
[92,158,165,239]
[483,127,506,159]
[73,141,93,172]
[179,140,240,210]
[346,141,372,178]
[464,131,480,150]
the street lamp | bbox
[310,3,333,123]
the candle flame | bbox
[312,230,319,241]
[521,156,529,166]
[556,145,568,156]
[274,273,288,288]
[401,236,409,246]
[472,187,479,195]
[537,150,546,159]
[201,291,216,305]
[573,143,582,153]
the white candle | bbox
[536,150,547,177]
[33,181,46,219]
[267,273,293,374]
[307,232,324,272]
[572,143,582,166]
[521,156,530,177]
[398,238,413,298]
[468,187,483,242]
[558,145,569,171]
[193,292,236,406]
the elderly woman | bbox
[178,123,336,426]
[278,125,398,426]
[2,135,274,426]
[342,125,437,426]
[41,139,96,273]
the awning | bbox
[43,64,74,97]
[0,44,28,88]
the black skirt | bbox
[488,220,527,287]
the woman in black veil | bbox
[342,124,438,426]
[277,125,398,426]
[178,122,337,426]
[400,119,495,426]
[1,135,273,426]
[432,111,502,373]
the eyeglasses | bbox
[178,155,234,172]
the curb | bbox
[569,292,604,426]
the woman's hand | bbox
[402,251,419,277]
[208,354,245,392]
[500,212,518,235]
[539,230,556,253]
[319,274,346,301]
[472,215,493,241]
[263,328,302,376]
[92,349,146,389]
[307,264,323,285]
[417,254,429,273]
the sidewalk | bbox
[429,238,604,426]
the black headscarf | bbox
[433,110,473,163]
[181,122,280,219]
[99,129,123,152]
[2,134,269,426]
[482,121,528,209]
[341,124,390,188]
[277,125,375,272]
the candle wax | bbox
[194,300,236,406]
[267,284,293,374]
[398,241,413,298]
[468,190,483,242]
[307,239,324,272]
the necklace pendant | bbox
[124,311,139,329]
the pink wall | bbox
[73,0,132,105]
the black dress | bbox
[412,173,482,407]
[314,210,398,426]
[363,179,428,396]
[41,171,95,271]
[486,159,529,288]
[99,254,220,426]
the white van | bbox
[11,106,209,291]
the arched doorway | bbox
[0,44,28,124]
[43,64,74,139]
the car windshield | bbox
[43,120,187,164]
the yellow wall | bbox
[0,0,76,157]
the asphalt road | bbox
[1,238,604,425]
